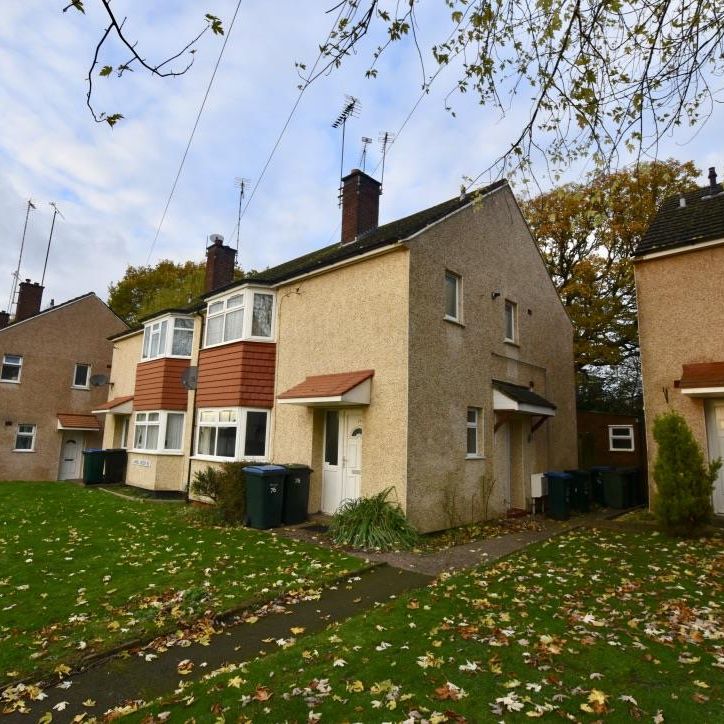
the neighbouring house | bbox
[634,165,724,516]
[99,170,577,531]
[0,284,128,481]
[576,409,647,475]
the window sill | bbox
[139,355,193,363]
[71,385,91,391]
[444,317,465,328]
[202,337,273,351]
[503,339,520,348]
[130,449,184,456]
[465,454,486,460]
[13,449,35,453]
[1,379,21,384]
[191,454,267,463]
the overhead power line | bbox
[146,0,245,264]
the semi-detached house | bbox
[99,170,577,532]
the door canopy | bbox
[679,362,724,397]
[278,370,374,407]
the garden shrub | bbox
[191,461,254,525]
[652,410,721,536]
[329,487,418,551]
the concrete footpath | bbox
[3,511,614,722]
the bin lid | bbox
[544,471,573,479]
[243,465,286,475]
[589,465,614,471]
[83,448,103,453]
[283,463,313,471]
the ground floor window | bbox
[14,423,36,451]
[466,407,483,457]
[608,425,634,451]
[195,407,269,460]
[132,411,185,452]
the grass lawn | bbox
[132,528,723,722]
[0,482,363,687]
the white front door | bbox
[707,402,724,515]
[322,410,363,514]
[58,432,84,480]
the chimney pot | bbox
[15,280,44,322]
[340,169,381,244]
[679,193,686,208]
[204,234,236,293]
[0,311,9,330]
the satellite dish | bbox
[181,366,198,390]
[90,374,110,386]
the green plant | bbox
[652,410,721,536]
[329,487,418,551]
[191,462,253,525]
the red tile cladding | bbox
[134,358,190,411]
[196,341,276,408]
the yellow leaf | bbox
[346,680,364,693]
[82,699,95,707]
[290,627,305,635]
[38,714,52,724]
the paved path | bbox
[3,510,616,722]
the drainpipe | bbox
[184,311,205,502]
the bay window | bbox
[204,289,275,347]
[142,316,194,360]
[195,408,269,460]
[132,411,185,452]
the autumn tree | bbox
[521,159,699,375]
[313,1,723,178]
[108,260,208,325]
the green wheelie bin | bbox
[282,464,312,525]
[600,468,629,508]
[243,465,286,529]
[545,471,572,520]
[103,449,128,483]
[565,469,592,513]
[82,449,105,484]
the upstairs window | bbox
[141,316,194,360]
[445,271,461,322]
[73,363,91,389]
[204,289,275,347]
[1,354,22,383]
[609,425,634,452]
[504,300,518,343]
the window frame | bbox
[466,407,484,459]
[608,425,635,452]
[14,423,36,452]
[444,271,462,323]
[1,354,23,384]
[141,315,195,361]
[504,299,518,343]
[72,363,91,389]
[204,288,276,349]
[130,411,185,454]
[194,407,270,462]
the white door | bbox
[495,422,512,508]
[709,403,724,515]
[58,432,84,480]
[322,410,363,514]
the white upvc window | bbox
[204,289,275,348]
[609,425,635,452]
[504,299,518,343]
[195,407,269,460]
[141,316,194,360]
[466,407,483,458]
[73,363,91,389]
[119,416,130,449]
[132,411,185,453]
[1,354,22,383]
[444,271,461,322]
[14,423,36,452]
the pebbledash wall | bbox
[271,247,411,515]
[406,187,577,531]
[635,242,724,492]
[1,295,126,480]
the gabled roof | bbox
[93,395,134,411]
[57,413,101,431]
[206,179,509,295]
[0,292,127,333]
[635,184,724,256]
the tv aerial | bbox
[332,95,361,206]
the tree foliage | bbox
[107,260,207,325]
[521,159,699,370]
[64,1,223,126]
[652,410,720,536]
[316,1,723,177]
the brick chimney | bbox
[15,280,44,322]
[0,311,9,329]
[204,234,236,293]
[708,166,721,193]
[341,169,381,244]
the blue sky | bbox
[1,1,721,310]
